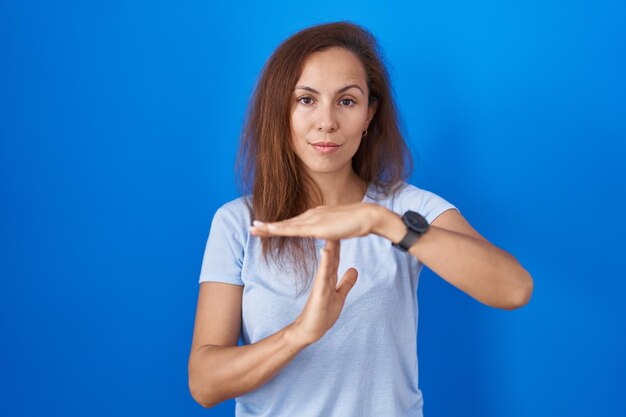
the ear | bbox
[366,101,378,127]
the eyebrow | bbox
[295,84,365,96]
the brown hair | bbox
[236,21,412,296]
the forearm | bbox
[189,322,311,408]
[372,207,533,309]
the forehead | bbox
[296,47,367,87]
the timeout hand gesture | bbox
[249,202,395,344]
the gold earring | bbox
[362,129,368,137]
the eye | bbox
[340,98,356,107]
[298,96,314,105]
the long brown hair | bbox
[236,21,412,295]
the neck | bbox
[307,169,367,206]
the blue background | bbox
[1,1,624,416]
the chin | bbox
[305,161,351,176]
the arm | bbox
[188,282,311,408]
[250,203,533,310]
[371,206,534,310]
[189,239,357,408]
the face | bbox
[290,47,377,179]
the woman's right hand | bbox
[291,239,359,345]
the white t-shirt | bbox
[199,182,459,417]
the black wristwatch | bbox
[391,210,429,252]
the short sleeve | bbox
[198,205,245,286]
[395,184,460,225]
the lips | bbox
[310,141,340,155]
[311,141,340,147]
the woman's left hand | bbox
[250,203,382,240]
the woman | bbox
[188,21,533,416]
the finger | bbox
[336,267,358,299]
[263,220,336,239]
[250,221,313,237]
[324,239,339,252]
[324,240,340,272]
[249,223,269,236]
[268,223,315,237]
[315,247,336,291]
[249,224,277,237]
[251,213,310,230]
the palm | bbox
[293,240,358,344]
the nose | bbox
[315,103,338,133]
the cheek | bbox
[342,108,367,129]
[290,110,308,136]
[343,113,365,137]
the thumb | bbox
[336,267,358,299]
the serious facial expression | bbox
[290,47,377,178]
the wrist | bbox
[285,321,315,349]
[370,205,407,244]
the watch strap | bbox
[392,229,421,252]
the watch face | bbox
[404,211,429,232]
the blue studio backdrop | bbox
[1,1,625,416]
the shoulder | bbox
[371,181,459,224]
[210,195,253,233]
[216,195,251,217]
[369,181,443,208]
[393,182,442,204]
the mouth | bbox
[309,141,341,154]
